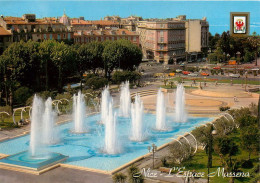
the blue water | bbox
[0,112,212,171]
[0,151,67,169]
[0,1,259,34]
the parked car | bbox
[200,72,209,76]
[176,69,182,73]
[182,71,190,75]
[188,73,199,77]
[213,66,221,70]
[230,73,240,78]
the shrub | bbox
[112,173,127,183]
[14,87,32,105]
[85,75,108,90]
[128,165,144,183]
[26,91,56,105]
[219,106,230,111]
[112,71,141,84]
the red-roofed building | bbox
[74,28,139,46]
[0,14,73,43]
[0,26,12,54]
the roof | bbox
[91,20,119,26]
[0,26,12,36]
[3,16,63,25]
[71,19,119,26]
[70,19,92,25]
[74,29,138,37]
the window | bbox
[133,36,136,41]
[106,37,109,40]
[160,45,164,50]
[160,31,163,36]
[112,37,114,41]
[160,37,164,43]
[68,33,71,40]
[63,34,66,39]
[58,34,61,40]
[49,34,52,40]
[160,24,164,28]
[160,52,163,57]
[44,34,47,40]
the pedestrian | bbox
[234,96,237,102]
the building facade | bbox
[136,19,186,64]
[0,14,73,43]
[74,28,139,46]
[185,18,209,61]
[137,15,209,64]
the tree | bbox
[214,137,239,183]
[116,39,142,70]
[39,40,56,90]
[240,125,259,160]
[76,44,92,90]
[86,41,104,73]
[51,42,75,92]
[102,41,123,79]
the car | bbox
[176,69,182,73]
[213,66,221,70]
[188,73,198,77]
[230,73,240,78]
[182,71,190,75]
[200,72,209,76]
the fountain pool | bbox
[0,112,212,172]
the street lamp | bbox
[148,143,157,169]
[207,124,217,183]
[223,52,226,62]
[236,51,241,65]
[173,52,177,65]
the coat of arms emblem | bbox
[233,15,247,34]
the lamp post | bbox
[236,51,241,65]
[148,143,157,169]
[227,54,230,62]
[173,52,177,65]
[207,124,217,183]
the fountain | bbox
[131,95,146,141]
[101,86,111,124]
[175,84,187,122]
[42,97,59,144]
[156,88,167,130]
[119,81,131,117]
[29,95,44,157]
[104,100,121,154]
[73,91,86,133]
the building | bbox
[0,26,12,54]
[137,15,209,64]
[0,14,73,43]
[185,17,209,61]
[136,17,186,64]
[74,28,139,46]
[120,16,143,31]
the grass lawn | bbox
[0,110,30,129]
